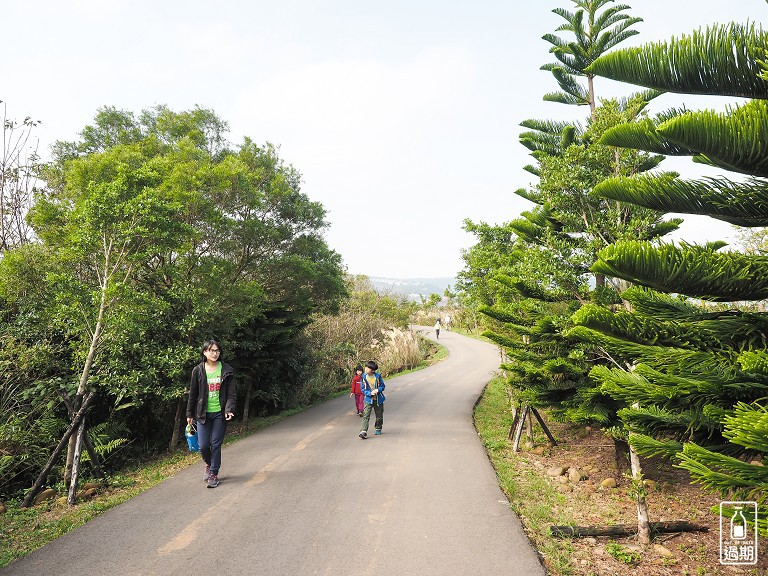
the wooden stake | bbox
[169,397,185,451]
[242,379,253,427]
[512,405,530,452]
[530,408,558,446]
[508,402,521,441]
[525,409,534,446]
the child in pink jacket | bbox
[349,365,364,415]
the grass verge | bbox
[473,374,576,575]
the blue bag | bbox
[185,422,200,452]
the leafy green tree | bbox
[519,98,675,286]
[1,105,346,501]
[27,135,192,490]
[457,219,524,309]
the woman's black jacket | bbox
[186,361,236,422]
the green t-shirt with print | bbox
[206,362,223,413]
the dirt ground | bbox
[525,421,767,575]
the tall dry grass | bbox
[370,327,421,375]
[299,276,422,402]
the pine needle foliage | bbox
[620,286,703,319]
[628,433,683,459]
[585,23,768,99]
[600,117,697,156]
[677,443,768,497]
[493,274,563,302]
[595,173,768,226]
[482,291,617,426]
[593,241,768,301]
[616,404,722,443]
[658,100,768,176]
[568,325,738,378]
[577,297,768,352]
[722,402,768,452]
[738,350,768,376]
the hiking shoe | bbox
[203,464,211,481]
[374,429,382,435]
[207,474,219,488]
[358,431,367,439]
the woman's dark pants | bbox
[197,411,226,475]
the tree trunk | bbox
[242,379,253,427]
[65,277,109,485]
[76,278,109,397]
[613,437,630,472]
[530,408,558,446]
[629,438,651,545]
[550,521,708,538]
[525,408,534,447]
[22,391,96,508]
[169,397,185,451]
[83,434,105,479]
[67,416,87,507]
[512,405,530,452]
[58,389,104,478]
[595,273,606,287]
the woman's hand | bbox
[225,412,234,421]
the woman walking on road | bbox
[358,360,386,439]
[187,339,236,488]
[434,319,441,339]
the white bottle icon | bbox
[731,506,747,540]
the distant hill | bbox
[368,277,456,300]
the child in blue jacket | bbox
[358,360,385,439]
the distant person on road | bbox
[434,319,441,339]
[187,339,236,488]
[359,360,386,439]
[350,365,364,416]
[445,314,451,331]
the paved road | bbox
[4,327,545,576]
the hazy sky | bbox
[5,1,766,278]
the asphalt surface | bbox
[4,327,546,576]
